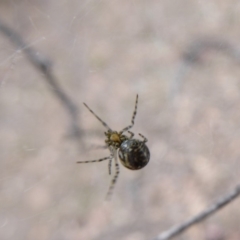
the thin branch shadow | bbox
[153,184,240,240]
[0,19,83,140]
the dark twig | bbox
[153,184,240,240]
[170,38,240,101]
[0,19,82,138]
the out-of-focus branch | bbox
[182,39,240,63]
[0,19,82,138]
[170,38,240,101]
[153,184,240,240]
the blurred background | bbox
[0,0,240,239]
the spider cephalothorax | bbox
[105,130,128,148]
[77,95,150,199]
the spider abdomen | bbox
[118,139,150,170]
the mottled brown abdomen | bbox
[118,139,150,170]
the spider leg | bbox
[108,156,113,175]
[86,144,108,150]
[76,156,110,164]
[128,130,134,139]
[139,133,148,143]
[106,157,120,200]
[83,103,112,131]
[120,94,138,133]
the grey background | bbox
[0,0,240,239]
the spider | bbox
[77,95,150,199]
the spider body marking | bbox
[119,138,150,170]
[77,95,150,199]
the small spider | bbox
[77,95,150,199]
